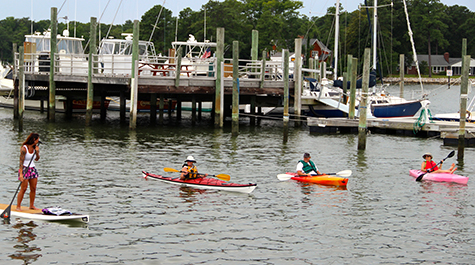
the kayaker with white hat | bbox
[421,152,457,174]
[180,156,208,180]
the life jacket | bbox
[424,160,438,172]
[298,160,318,174]
[182,164,199,179]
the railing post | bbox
[48,7,57,121]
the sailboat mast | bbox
[334,0,340,80]
[373,0,377,70]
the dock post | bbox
[315,59,319,80]
[399,54,404,98]
[322,62,326,81]
[198,101,202,121]
[251,30,258,74]
[358,48,371,150]
[458,54,470,160]
[192,95,197,125]
[175,47,182,87]
[250,96,256,125]
[349,57,358,119]
[342,72,348,106]
[168,99,173,120]
[309,58,314,79]
[86,16,97,126]
[345,54,353,103]
[176,99,182,121]
[159,93,164,124]
[232,40,239,136]
[150,93,157,124]
[129,20,139,130]
[283,49,290,143]
[120,90,126,124]
[294,38,302,125]
[13,43,18,119]
[18,46,24,131]
[48,7,57,121]
[215,28,224,128]
[260,50,266,88]
[100,90,106,121]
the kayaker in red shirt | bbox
[296,153,322,176]
[180,156,208,180]
[421,152,456,174]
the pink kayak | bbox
[409,170,469,185]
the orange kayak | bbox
[286,172,348,186]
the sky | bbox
[1,0,474,25]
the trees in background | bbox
[0,0,474,78]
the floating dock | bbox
[307,117,475,146]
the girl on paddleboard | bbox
[17,133,41,211]
[421,152,456,174]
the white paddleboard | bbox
[0,203,89,223]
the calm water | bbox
[1,85,474,264]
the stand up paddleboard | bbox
[0,203,89,223]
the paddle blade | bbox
[164,167,180,173]
[415,172,426,182]
[0,205,12,220]
[215,174,231,181]
[336,170,352,177]
[447,151,455,159]
[277,174,293,181]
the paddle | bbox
[163,167,231,181]
[1,146,37,220]
[277,170,352,181]
[416,150,455,182]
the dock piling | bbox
[48,7,57,121]
[150,93,157,124]
[159,93,164,124]
[349,57,358,119]
[399,54,404,98]
[215,28,224,128]
[458,54,470,160]
[18,46,24,131]
[294,38,302,125]
[283,49,290,143]
[358,48,371,150]
[86,16,97,126]
[232,40,239,136]
[129,20,139,130]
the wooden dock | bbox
[307,117,475,145]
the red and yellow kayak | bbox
[285,172,348,187]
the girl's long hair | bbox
[22,133,39,146]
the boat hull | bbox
[409,170,469,184]
[142,171,257,193]
[286,172,348,186]
[0,203,89,223]
[371,100,422,118]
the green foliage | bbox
[419,60,429,75]
[0,0,474,73]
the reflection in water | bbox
[9,221,42,264]
[179,186,208,204]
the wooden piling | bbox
[399,54,404,98]
[294,38,302,124]
[129,20,139,130]
[85,17,97,126]
[349,57,358,119]
[283,49,290,143]
[150,93,157,124]
[458,54,470,160]
[232,40,239,136]
[159,93,164,124]
[13,43,18,119]
[358,48,371,150]
[48,7,57,121]
[251,30,258,72]
[260,50,266,88]
[345,54,352,104]
[175,47,182,88]
[192,95,197,125]
[250,95,256,125]
[198,101,202,121]
[309,58,314,78]
[120,90,126,124]
[215,28,224,128]
[18,46,24,131]
[100,90,106,121]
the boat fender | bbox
[42,207,72,216]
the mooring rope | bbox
[413,107,433,134]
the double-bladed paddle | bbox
[163,167,231,181]
[277,170,352,181]
[1,147,38,221]
[416,150,455,182]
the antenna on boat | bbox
[204,7,206,41]
[74,0,77,37]
[149,0,166,43]
[334,0,340,80]
[30,0,33,34]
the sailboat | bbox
[302,0,429,118]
